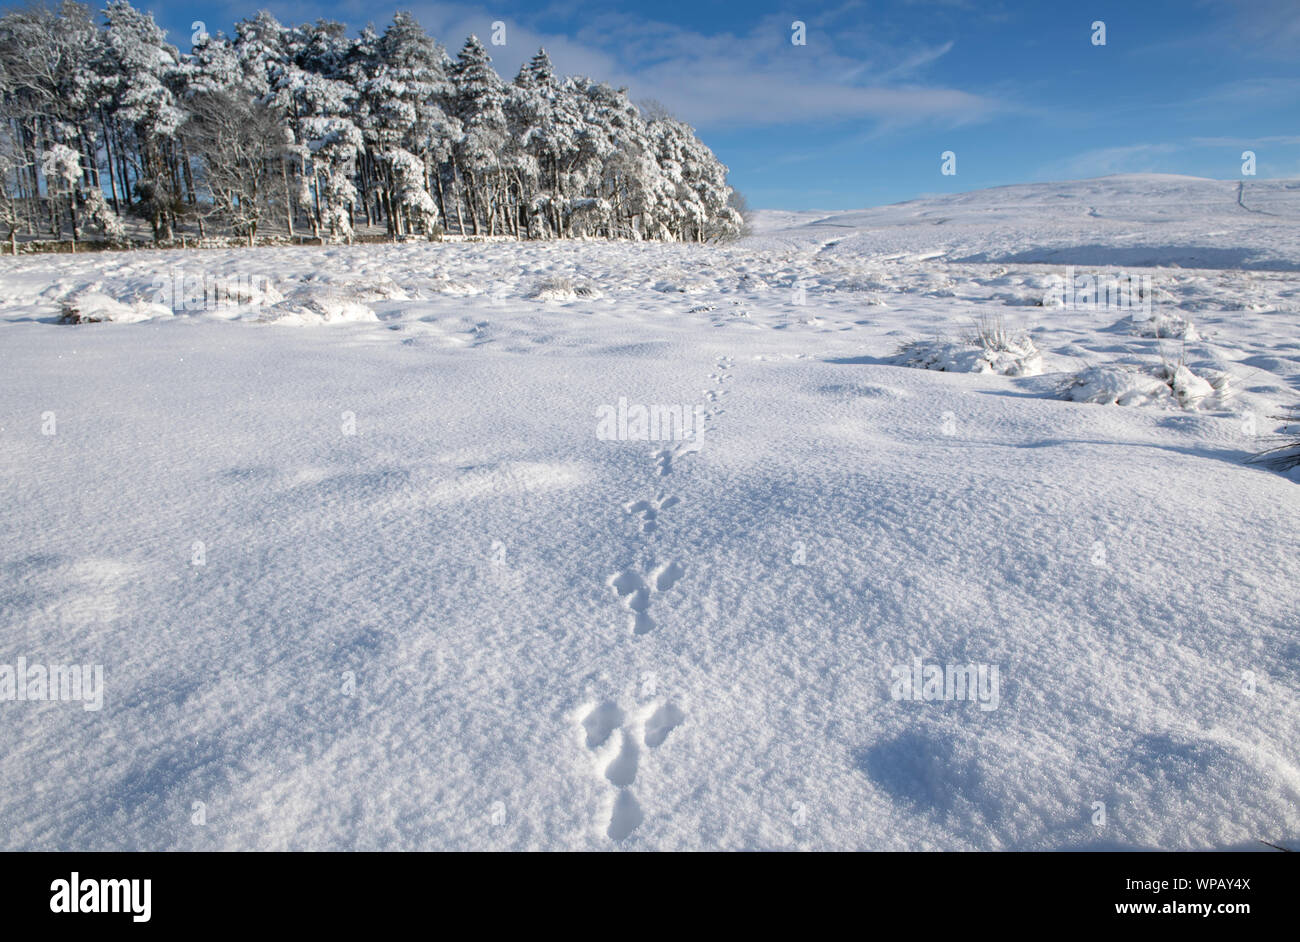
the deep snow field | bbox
[1,174,1298,850]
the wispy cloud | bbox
[1043,143,1183,180]
[1192,135,1300,147]
[1040,136,1300,184]
[297,2,1007,131]
[1203,0,1300,56]
[1189,76,1300,111]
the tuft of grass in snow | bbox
[896,316,1042,376]
[1128,310,1200,340]
[1060,348,1231,410]
[963,314,1018,352]
[528,276,598,301]
[1155,343,1231,409]
[259,288,377,325]
[1248,409,1300,472]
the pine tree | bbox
[101,0,184,240]
[450,35,508,234]
[356,12,453,236]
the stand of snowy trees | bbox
[0,2,745,250]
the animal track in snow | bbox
[654,440,700,477]
[579,700,686,841]
[607,789,644,840]
[603,733,639,788]
[653,560,687,591]
[607,560,687,635]
[643,703,687,747]
[609,569,654,634]
[624,493,680,534]
[582,702,624,748]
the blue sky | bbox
[143,0,1300,209]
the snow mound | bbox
[297,271,407,303]
[212,278,283,309]
[653,279,709,294]
[1125,311,1200,340]
[342,275,410,302]
[1062,362,1230,409]
[528,276,600,301]
[167,276,285,314]
[992,290,1049,307]
[897,333,1042,377]
[59,290,172,325]
[425,273,483,296]
[260,291,378,325]
[422,461,585,504]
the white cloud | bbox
[336,1,1003,130]
[1045,143,1183,180]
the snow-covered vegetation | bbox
[896,315,1043,376]
[1060,360,1231,409]
[0,2,743,250]
[1251,409,1300,472]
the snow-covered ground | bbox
[1,174,1298,850]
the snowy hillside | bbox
[1,174,1298,850]
[752,174,1300,270]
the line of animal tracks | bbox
[578,354,734,842]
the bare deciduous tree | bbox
[182,88,286,246]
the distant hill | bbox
[749,175,1300,271]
